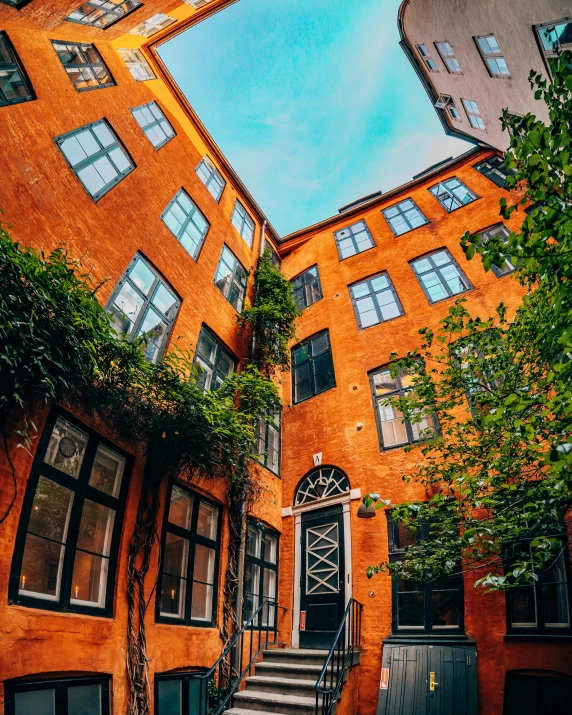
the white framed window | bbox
[67,0,142,29]
[415,44,438,72]
[462,99,485,130]
[117,48,155,82]
[196,156,226,202]
[162,189,210,260]
[434,41,462,73]
[231,200,255,247]
[131,101,175,150]
[129,13,176,37]
[475,35,510,77]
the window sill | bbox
[155,617,219,629]
[505,633,572,641]
[384,634,472,645]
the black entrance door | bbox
[503,672,572,715]
[300,504,345,649]
[376,644,477,715]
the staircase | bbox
[225,649,329,715]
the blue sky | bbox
[158,0,469,236]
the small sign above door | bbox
[313,452,322,466]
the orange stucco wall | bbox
[277,150,572,715]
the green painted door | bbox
[376,644,477,715]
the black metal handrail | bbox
[190,599,286,715]
[315,598,363,715]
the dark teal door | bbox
[300,505,345,649]
[376,644,477,715]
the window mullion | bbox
[436,266,453,296]
[59,487,86,608]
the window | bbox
[434,41,462,73]
[462,99,485,130]
[117,48,155,81]
[534,18,572,63]
[0,0,32,7]
[196,156,226,202]
[214,245,248,312]
[450,334,501,416]
[193,326,236,391]
[411,249,471,303]
[162,189,210,260]
[129,13,176,37]
[231,200,255,247]
[444,98,461,121]
[67,1,142,29]
[0,32,35,107]
[474,155,510,187]
[55,120,134,201]
[507,543,571,634]
[292,330,335,404]
[244,521,279,627]
[478,224,516,278]
[10,412,130,614]
[107,253,180,363]
[52,41,115,92]
[291,265,322,311]
[256,409,280,476]
[429,177,478,212]
[475,34,510,77]
[382,199,428,236]
[388,517,463,633]
[132,101,176,150]
[334,219,375,260]
[155,672,207,715]
[370,366,437,449]
[157,483,221,625]
[5,676,111,715]
[416,44,438,71]
[350,273,403,329]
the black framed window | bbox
[434,41,462,73]
[388,517,463,634]
[334,219,375,260]
[0,32,35,107]
[157,483,221,626]
[55,119,134,201]
[429,177,478,212]
[411,249,471,303]
[244,521,279,627]
[382,199,428,236]
[107,253,180,363]
[117,48,155,81]
[231,200,255,248]
[193,326,236,391]
[196,156,226,202]
[461,99,486,131]
[534,18,572,73]
[474,155,510,187]
[415,44,438,72]
[256,409,280,476]
[291,265,322,310]
[214,245,248,312]
[507,551,571,635]
[9,411,131,615]
[350,272,403,329]
[66,1,142,29]
[162,189,210,260]
[446,99,461,122]
[474,34,510,77]
[292,330,335,404]
[0,0,33,7]
[52,41,115,92]
[155,672,207,715]
[370,366,438,449]
[132,101,176,150]
[478,224,516,277]
[130,12,176,37]
[5,675,111,715]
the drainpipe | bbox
[259,219,267,258]
[232,497,246,674]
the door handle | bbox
[429,672,439,691]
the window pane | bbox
[44,418,89,478]
[265,533,278,564]
[71,550,109,606]
[262,568,277,626]
[193,544,215,584]
[191,581,213,621]
[14,690,55,715]
[398,581,424,627]
[152,283,177,316]
[89,445,125,497]
[160,572,186,618]
[163,533,189,576]
[246,524,262,558]
[27,475,74,542]
[197,501,218,540]
[512,586,537,625]
[542,583,569,626]
[168,486,193,529]
[313,352,334,393]
[378,402,408,447]
[76,500,115,556]
[20,534,65,600]
[432,587,460,626]
[67,683,102,715]
[158,679,182,715]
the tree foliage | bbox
[367,52,572,592]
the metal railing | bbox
[190,599,285,715]
[315,598,363,715]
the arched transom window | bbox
[294,467,350,506]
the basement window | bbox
[231,199,256,248]
[9,411,131,615]
[157,483,221,626]
[131,101,176,150]
[214,245,248,312]
[0,31,35,107]
[244,521,279,627]
[5,676,111,715]
[410,249,472,303]
[52,40,115,92]
[196,156,226,202]
[155,672,207,715]
[66,0,142,29]
[193,326,236,391]
[162,189,210,260]
[291,265,322,311]
[334,219,375,260]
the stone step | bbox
[254,662,323,682]
[232,690,316,715]
[245,675,317,698]
[262,649,329,667]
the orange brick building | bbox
[0,2,570,715]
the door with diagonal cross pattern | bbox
[300,505,345,648]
